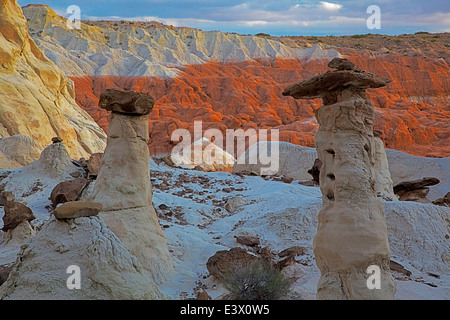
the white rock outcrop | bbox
[386,149,450,201]
[0,135,42,168]
[22,5,340,78]
[233,141,318,180]
[0,216,165,300]
[171,137,236,172]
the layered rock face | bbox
[0,0,106,168]
[89,89,174,284]
[0,216,164,300]
[21,4,449,159]
[283,58,396,299]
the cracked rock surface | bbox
[0,216,164,300]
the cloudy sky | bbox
[17,0,450,35]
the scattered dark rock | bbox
[275,255,296,270]
[0,191,15,206]
[196,289,212,300]
[206,248,257,278]
[51,137,63,144]
[259,247,276,265]
[158,204,170,210]
[0,265,13,286]
[235,235,260,247]
[86,153,103,177]
[278,246,307,258]
[2,201,35,231]
[281,176,293,184]
[432,192,450,207]
[394,177,440,203]
[389,260,412,277]
[49,177,89,207]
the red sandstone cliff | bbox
[71,53,449,158]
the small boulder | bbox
[206,248,257,278]
[281,176,293,184]
[99,88,155,115]
[49,177,88,207]
[0,265,13,286]
[0,191,15,206]
[432,192,450,207]
[53,201,102,220]
[394,177,440,192]
[2,201,35,232]
[51,137,63,144]
[224,195,246,213]
[86,153,103,177]
[394,177,440,203]
[328,57,355,70]
[235,235,260,247]
[196,289,212,300]
[278,246,307,258]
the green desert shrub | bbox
[219,260,291,300]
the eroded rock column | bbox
[283,58,396,299]
[89,88,174,284]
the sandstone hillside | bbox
[0,0,106,168]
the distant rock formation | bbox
[283,58,396,299]
[0,0,106,169]
[394,177,440,203]
[22,4,340,78]
[0,216,164,300]
[233,142,317,180]
[21,3,450,159]
[172,137,236,172]
[89,89,174,284]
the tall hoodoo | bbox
[283,58,396,299]
[89,88,174,284]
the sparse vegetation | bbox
[255,33,270,38]
[351,34,369,39]
[219,260,292,300]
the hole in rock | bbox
[325,149,335,156]
[326,191,335,201]
[327,173,335,181]
[364,144,370,153]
